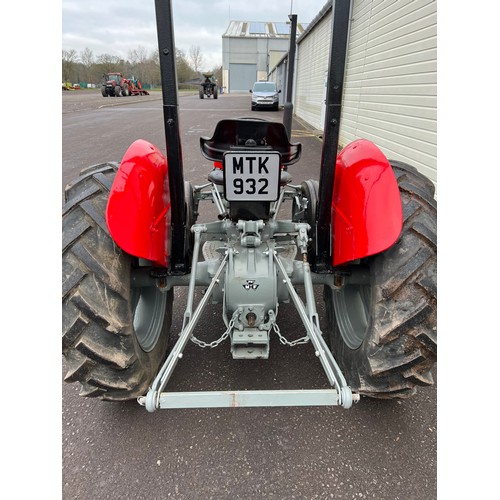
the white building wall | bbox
[269,58,288,106]
[295,0,437,188]
[341,0,437,186]
[295,13,332,130]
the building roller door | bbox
[229,63,257,92]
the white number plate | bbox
[223,151,281,202]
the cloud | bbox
[62,0,329,70]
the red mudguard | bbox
[332,139,402,266]
[106,139,171,267]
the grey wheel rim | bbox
[132,263,167,352]
[332,283,371,350]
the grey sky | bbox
[62,0,329,70]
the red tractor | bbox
[63,0,436,411]
[101,72,150,97]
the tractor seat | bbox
[200,118,302,167]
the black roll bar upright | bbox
[314,0,352,273]
[283,14,298,139]
[154,0,187,274]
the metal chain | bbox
[191,312,310,348]
[190,314,236,349]
[272,319,310,346]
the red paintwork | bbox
[332,139,402,266]
[106,139,171,267]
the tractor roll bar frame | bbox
[154,0,354,274]
[315,0,352,273]
[154,0,187,274]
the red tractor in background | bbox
[101,72,150,97]
[63,0,437,412]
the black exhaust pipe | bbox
[154,0,187,273]
[315,0,352,272]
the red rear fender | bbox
[106,140,171,267]
[332,139,402,266]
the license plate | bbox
[223,152,281,202]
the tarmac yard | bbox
[62,89,437,500]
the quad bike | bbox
[199,73,218,99]
[62,0,436,411]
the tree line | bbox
[62,45,222,88]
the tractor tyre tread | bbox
[62,164,173,401]
[326,160,437,399]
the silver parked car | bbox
[250,81,281,111]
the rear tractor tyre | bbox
[199,89,204,99]
[122,84,130,96]
[62,163,173,401]
[101,87,107,97]
[214,86,218,99]
[114,86,122,97]
[324,160,437,399]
